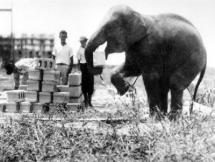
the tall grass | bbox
[0,89,215,161]
[0,67,215,161]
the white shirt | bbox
[76,47,86,64]
[53,44,73,65]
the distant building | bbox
[0,36,12,65]
[0,34,55,65]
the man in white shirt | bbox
[53,30,73,85]
[77,36,94,107]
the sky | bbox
[0,0,214,66]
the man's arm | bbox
[52,48,57,60]
[76,48,80,63]
[70,56,73,67]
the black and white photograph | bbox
[0,0,215,161]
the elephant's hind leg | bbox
[169,63,198,120]
[169,73,186,120]
[168,89,183,120]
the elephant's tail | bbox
[190,64,207,114]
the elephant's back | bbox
[146,14,207,72]
[154,14,199,34]
[157,14,194,27]
[152,13,205,48]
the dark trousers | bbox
[80,63,94,105]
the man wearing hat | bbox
[77,36,94,107]
[52,30,73,85]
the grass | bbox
[0,68,215,161]
[0,93,215,161]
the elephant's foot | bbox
[169,89,183,121]
[168,109,182,121]
[117,83,130,96]
[149,106,165,121]
[111,74,130,95]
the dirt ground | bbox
[0,69,214,137]
[0,69,192,108]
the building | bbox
[0,34,55,64]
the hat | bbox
[79,36,88,42]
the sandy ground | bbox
[0,71,211,115]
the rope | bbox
[99,74,104,81]
[131,76,139,87]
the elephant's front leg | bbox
[110,63,135,95]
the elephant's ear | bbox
[125,11,148,45]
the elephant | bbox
[85,5,207,120]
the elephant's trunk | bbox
[85,29,106,75]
